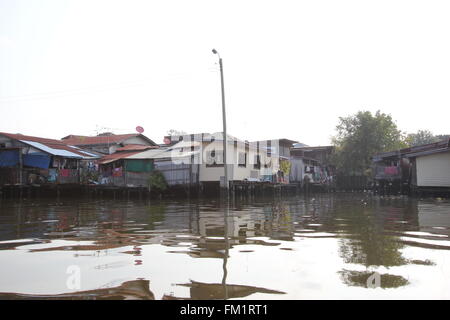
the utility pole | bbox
[212,49,229,195]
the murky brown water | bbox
[0,194,449,299]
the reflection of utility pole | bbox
[222,200,230,299]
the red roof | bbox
[1,132,66,145]
[61,133,155,146]
[0,132,99,158]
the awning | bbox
[23,154,51,169]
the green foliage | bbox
[435,134,450,141]
[331,110,407,175]
[81,170,99,184]
[148,170,168,192]
[405,130,439,147]
[406,130,449,147]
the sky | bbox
[1,0,450,146]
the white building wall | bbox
[416,151,450,187]
[198,140,276,182]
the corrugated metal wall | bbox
[154,160,197,186]
[289,158,304,183]
[416,152,450,187]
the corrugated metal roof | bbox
[97,151,144,164]
[256,138,300,146]
[291,145,334,151]
[125,149,167,160]
[149,150,199,160]
[67,146,102,158]
[127,141,200,160]
[0,132,99,159]
[116,144,159,152]
[165,141,201,149]
[1,132,65,145]
[61,133,156,146]
[405,148,450,158]
[20,140,83,158]
[373,139,450,161]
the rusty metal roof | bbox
[0,132,99,159]
[61,133,156,146]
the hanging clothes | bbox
[48,169,57,182]
[59,169,70,177]
[112,167,123,177]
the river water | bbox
[0,193,449,299]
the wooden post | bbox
[77,160,81,184]
[18,149,23,185]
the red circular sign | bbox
[136,126,144,134]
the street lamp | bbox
[212,49,229,193]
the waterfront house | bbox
[61,132,157,155]
[253,138,299,183]
[408,140,450,190]
[97,141,199,190]
[0,132,99,186]
[166,133,279,188]
[127,141,200,188]
[97,145,159,187]
[372,138,450,193]
[290,145,335,185]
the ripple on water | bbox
[0,195,450,299]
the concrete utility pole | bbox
[212,49,229,194]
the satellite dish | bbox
[136,126,144,134]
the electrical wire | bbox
[0,68,219,103]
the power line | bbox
[0,68,219,103]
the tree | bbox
[434,134,450,141]
[148,170,168,193]
[331,110,406,175]
[404,131,450,147]
[405,130,439,147]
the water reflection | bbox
[338,270,409,289]
[0,280,154,300]
[163,280,285,300]
[0,194,449,299]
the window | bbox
[206,149,224,167]
[253,155,261,169]
[238,152,247,167]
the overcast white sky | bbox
[1,0,449,145]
